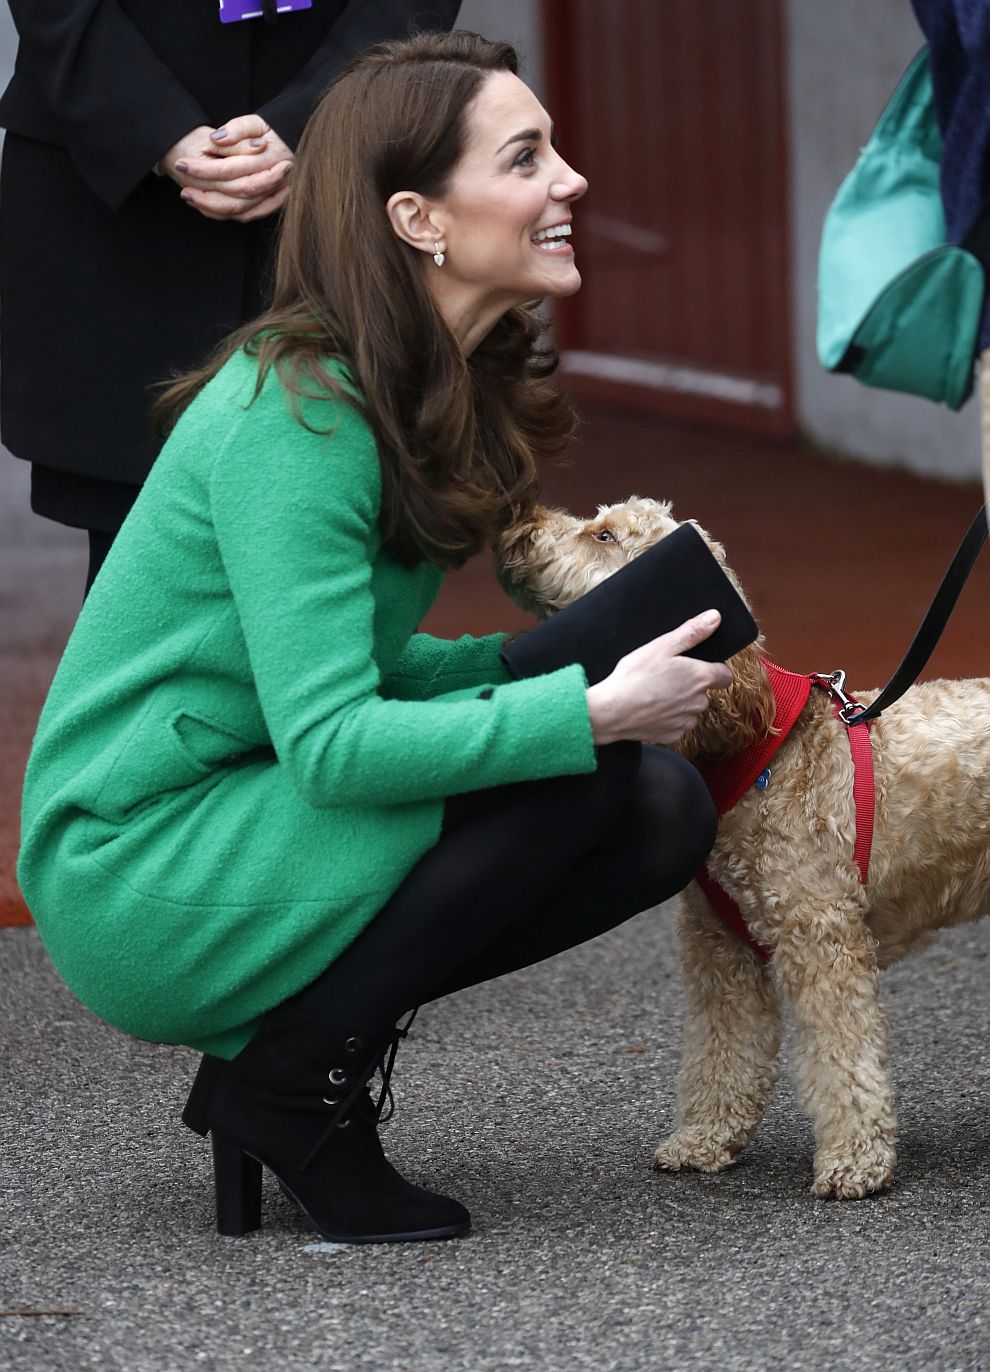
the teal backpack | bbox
[817,47,987,411]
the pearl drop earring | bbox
[433,242,445,267]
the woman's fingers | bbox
[208,113,271,147]
[179,159,292,197]
[585,613,735,746]
[180,177,291,223]
[158,124,219,182]
[180,187,264,220]
[214,137,268,158]
[226,161,293,201]
[626,613,733,687]
[220,124,295,168]
[174,151,276,185]
[170,117,294,204]
[230,182,292,223]
[164,117,294,193]
[635,611,731,669]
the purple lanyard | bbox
[219,0,312,22]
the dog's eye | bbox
[592,529,618,543]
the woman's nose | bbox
[552,156,588,202]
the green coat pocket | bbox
[92,706,260,822]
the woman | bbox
[18,31,730,1246]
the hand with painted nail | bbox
[158,125,219,183]
[174,114,295,223]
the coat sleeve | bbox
[208,384,596,809]
[6,0,209,211]
[257,0,462,148]
[381,632,513,702]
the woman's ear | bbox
[386,191,444,257]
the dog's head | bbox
[496,496,774,759]
[496,496,687,616]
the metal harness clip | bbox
[811,669,867,726]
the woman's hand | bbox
[162,116,294,223]
[585,610,734,746]
[158,124,218,181]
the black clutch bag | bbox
[501,523,758,685]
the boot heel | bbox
[212,1133,263,1236]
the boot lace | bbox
[300,1008,418,1172]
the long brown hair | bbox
[155,31,577,569]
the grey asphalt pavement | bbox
[2,908,989,1372]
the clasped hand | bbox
[160,115,294,223]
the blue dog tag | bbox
[220,0,312,22]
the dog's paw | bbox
[653,1131,741,1174]
[812,1145,895,1200]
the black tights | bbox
[85,529,116,597]
[292,742,717,1040]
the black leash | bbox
[841,505,988,726]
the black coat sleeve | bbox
[6,0,209,211]
[258,0,462,148]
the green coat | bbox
[18,351,595,1058]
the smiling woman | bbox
[18,30,727,1252]
[385,71,587,353]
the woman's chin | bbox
[541,265,582,299]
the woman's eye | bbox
[512,146,537,169]
[592,529,617,543]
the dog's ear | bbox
[681,518,729,568]
[495,505,584,617]
[495,506,551,559]
[674,641,775,761]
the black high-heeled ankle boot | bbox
[182,1007,469,1244]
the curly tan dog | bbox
[497,496,990,1199]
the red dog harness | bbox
[693,659,875,964]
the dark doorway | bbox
[543,0,794,435]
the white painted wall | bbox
[0,5,14,97]
[455,0,543,94]
[786,0,981,479]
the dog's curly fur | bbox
[497,496,990,1199]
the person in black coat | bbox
[0,0,461,591]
